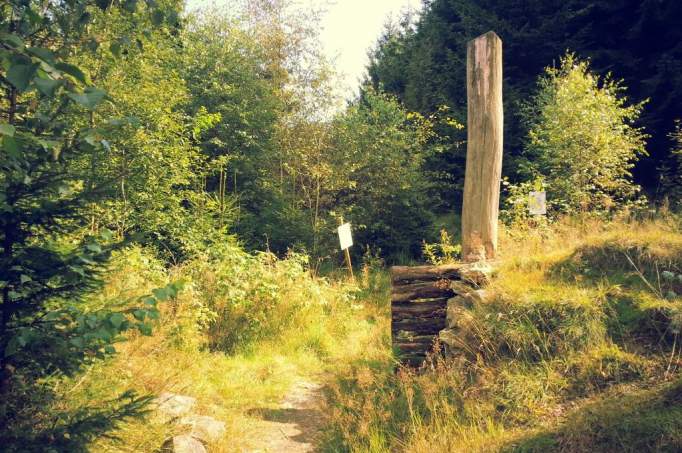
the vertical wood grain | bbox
[462,31,503,261]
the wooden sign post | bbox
[337,217,354,280]
[461,31,503,262]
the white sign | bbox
[528,191,547,215]
[337,223,353,250]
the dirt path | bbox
[244,380,327,452]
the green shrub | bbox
[522,53,648,215]
[182,242,355,353]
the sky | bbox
[317,0,422,98]
[185,0,423,99]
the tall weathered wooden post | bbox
[461,31,503,262]
[390,31,502,368]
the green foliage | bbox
[366,0,682,196]
[499,177,554,239]
[1,385,154,452]
[0,0,186,447]
[422,229,461,265]
[659,122,682,206]
[522,54,648,214]
[67,2,226,261]
[329,89,437,260]
[182,242,355,353]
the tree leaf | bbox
[142,296,156,306]
[124,0,138,12]
[151,10,165,26]
[138,323,152,336]
[152,286,170,301]
[109,312,125,329]
[2,136,21,158]
[67,87,108,110]
[133,309,146,321]
[55,62,88,84]
[110,42,122,58]
[96,327,112,341]
[7,63,39,91]
[27,47,56,64]
[34,77,63,97]
[1,33,24,49]
[0,124,15,137]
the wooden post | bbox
[344,247,354,280]
[339,216,354,280]
[461,31,503,262]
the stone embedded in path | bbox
[155,392,197,418]
[166,434,207,453]
[180,415,226,442]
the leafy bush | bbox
[522,53,648,215]
[422,229,461,265]
[660,122,682,206]
[181,242,355,353]
[0,1,185,448]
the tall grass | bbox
[41,240,389,452]
[25,214,682,452]
[322,214,682,452]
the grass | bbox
[321,213,682,452]
[23,213,682,452]
[48,243,391,452]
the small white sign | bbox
[528,191,547,215]
[337,222,353,250]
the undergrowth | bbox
[12,214,682,452]
[321,214,682,452]
[13,240,389,452]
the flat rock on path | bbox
[244,380,326,452]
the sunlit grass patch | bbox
[323,215,682,452]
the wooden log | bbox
[395,341,435,351]
[392,311,446,323]
[393,332,438,343]
[461,31,503,262]
[396,351,428,361]
[392,307,446,318]
[391,315,447,327]
[391,264,464,285]
[392,299,447,314]
[394,338,435,347]
[392,317,446,329]
[390,263,483,368]
[391,281,454,303]
[391,321,445,336]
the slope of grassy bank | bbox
[322,214,682,452]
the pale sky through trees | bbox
[317,0,421,98]
[185,0,422,99]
